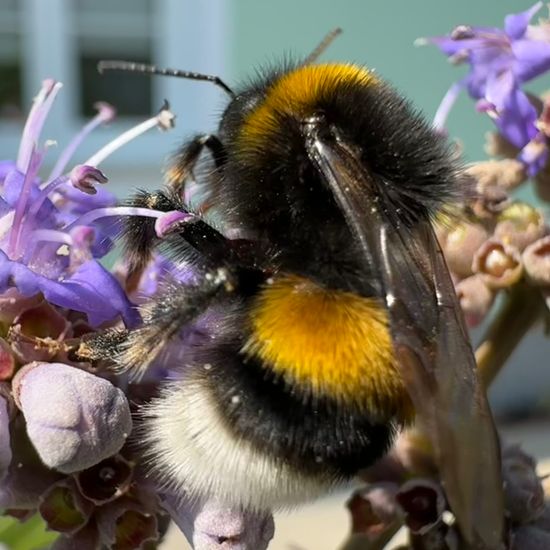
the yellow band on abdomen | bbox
[243,275,413,421]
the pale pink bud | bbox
[13,362,132,473]
[473,239,523,288]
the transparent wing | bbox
[305,129,504,547]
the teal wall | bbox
[228,1,550,162]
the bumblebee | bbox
[82,31,465,512]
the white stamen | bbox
[84,107,175,167]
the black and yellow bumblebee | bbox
[81,31,467,511]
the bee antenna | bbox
[97,60,235,98]
[303,28,343,65]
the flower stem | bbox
[476,283,545,388]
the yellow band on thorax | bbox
[239,63,376,151]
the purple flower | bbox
[162,494,274,550]
[13,362,132,474]
[425,2,550,175]
[0,81,175,326]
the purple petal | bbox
[0,161,16,184]
[505,2,542,40]
[496,91,539,148]
[512,38,550,82]
[427,36,481,57]
[1,169,57,236]
[17,80,61,173]
[0,395,11,481]
[3,168,40,209]
[485,71,538,148]
[17,362,132,474]
[66,260,140,326]
[0,251,140,327]
[56,182,117,213]
[466,48,513,99]
[485,68,516,112]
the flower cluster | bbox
[426,2,550,176]
[437,159,549,328]
[0,80,274,550]
[347,433,550,549]
[0,81,183,548]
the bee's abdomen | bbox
[203,344,395,478]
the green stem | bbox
[476,283,545,388]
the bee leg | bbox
[77,266,238,376]
[122,189,184,277]
[166,134,226,194]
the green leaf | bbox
[0,514,59,550]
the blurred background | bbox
[0,1,549,548]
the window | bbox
[74,0,153,117]
[0,0,23,120]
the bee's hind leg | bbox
[76,266,238,377]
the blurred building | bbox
[0,0,228,186]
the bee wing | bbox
[305,128,504,547]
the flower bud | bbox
[163,494,275,550]
[467,159,527,192]
[38,479,93,534]
[395,479,445,535]
[76,454,132,505]
[473,239,523,288]
[522,236,550,286]
[96,498,159,550]
[502,445,544,524]
[455,275,494,327]
[444,222,489,279]
[472,185,511,219]
[347,482,399,538]
[9,302,70,363]
[495,203,546,251]
[14,362,132,473]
